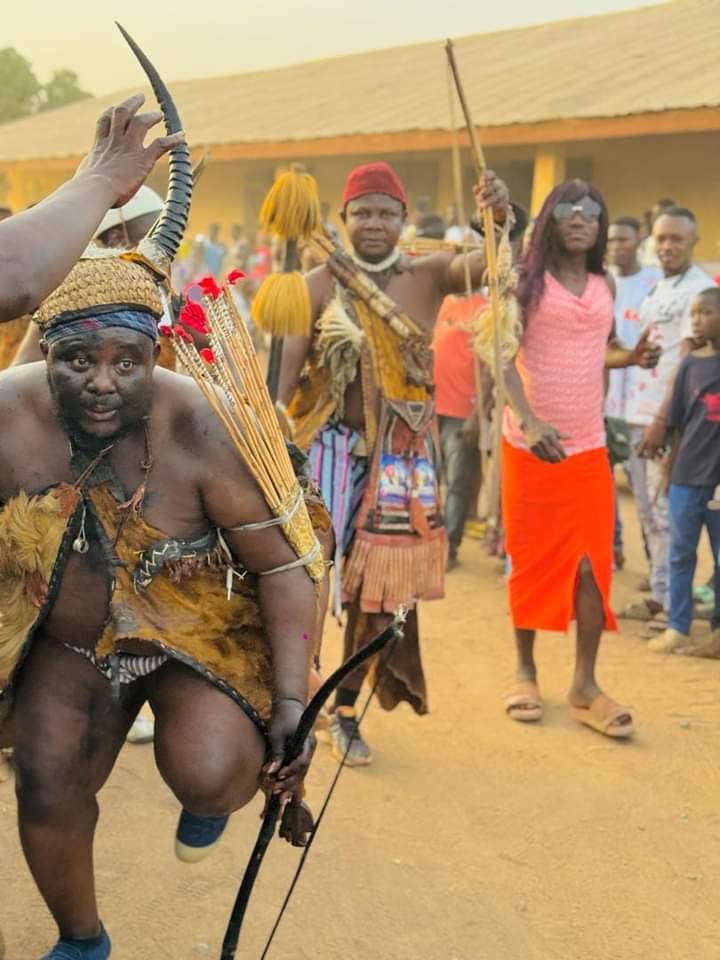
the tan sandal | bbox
[570,694,634,739]
[504,681,543,722]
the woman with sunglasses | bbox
[501,180,659,739]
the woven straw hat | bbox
[34,247,163,331]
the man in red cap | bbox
[276,160,508,765]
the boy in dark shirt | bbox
[649,287,720,654]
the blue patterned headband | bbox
[43,308,159,345]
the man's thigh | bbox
[13,637,142,805]
[146,660,266,809]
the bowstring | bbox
[258,632,399,959]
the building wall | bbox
[2,130,718,267]
[576,131,720,265]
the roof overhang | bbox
[1,106,718,171]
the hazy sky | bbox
[9,0,649,95]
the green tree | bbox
[0,47,41,122]
[40,68,91,112]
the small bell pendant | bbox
[73,504,89,554]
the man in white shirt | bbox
[623,208,711,620]
[605,217,662,569]
[638,197,675,268]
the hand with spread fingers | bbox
[472,170,509,223]
[523,417,568,463]
[76,93,185,207]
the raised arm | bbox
[0,94,183,322]
[441,170,510,296]
[11,321,44,366]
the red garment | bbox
[502,441,617,633]
[342,162,407,207]
[432,294,485,419]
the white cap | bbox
[96,185,163,236]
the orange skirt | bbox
[502,441,617,633]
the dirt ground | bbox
[1,486,719,960]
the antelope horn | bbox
[116,22,193,275]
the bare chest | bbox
[377,268,438,335]
[0,422,207,541]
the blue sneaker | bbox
[174,809,230,863]
[40,924,111,959]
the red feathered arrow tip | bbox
[159,324,173,338]
[173,324,193,343]
[199,347,215,364]
[179,299,210,334]
[198,275,222,300]
[227,268,246,285]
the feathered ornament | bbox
[471,216,523,366]
[315,297,365,416]
[164,277,324,583]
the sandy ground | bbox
[1,486,719,960]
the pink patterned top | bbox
[504,271,613,456]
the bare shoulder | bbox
[305,263,333,315]
[604,271,616,298]
[0,361,49,423]
[153,367,219,442]
[154,368,250,475]
[0,363,52,482]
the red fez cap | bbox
[342,162,407,208]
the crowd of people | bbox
[403,188,720,683]
[0,43,719,958]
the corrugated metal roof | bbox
[1,0,718,162]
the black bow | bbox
[220,609,406,959]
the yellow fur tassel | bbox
[251,272,313,337]
[0,489,70,676]
[259,170,322,241]
[472,294,522,367]
[472,219,522,368]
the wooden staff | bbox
[445,38,506,532]
[445,58,490,498]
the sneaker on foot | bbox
[40,924,111,959]
[175,809,230,863]
[126,714,154,744]
[328,707,372,766]
[647,628,691,654]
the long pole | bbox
[445,38,506,530]
[445,61,489,492]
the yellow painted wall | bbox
[2,131,718,266]
[569,131,720,264]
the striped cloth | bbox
[64,642,167,684]
[309,422,369,617]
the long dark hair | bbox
[517,179,609,314]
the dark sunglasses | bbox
[552,197,603,223]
